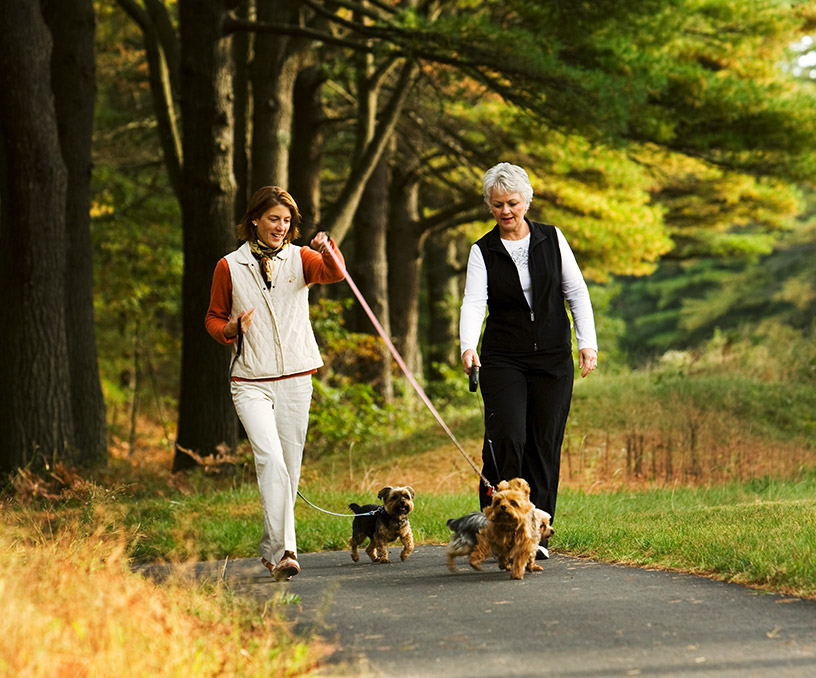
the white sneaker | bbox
[535,545,550,560]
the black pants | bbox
[478,350,574,524]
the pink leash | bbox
[323,240,494,497]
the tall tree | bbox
[42,0,108,466]
[0,0,74,471]
[173,0,238,470]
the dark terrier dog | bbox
[349,485,415,563]
[445,511,487,572]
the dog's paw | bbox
[350,552,359,562]
[528,564,543,572]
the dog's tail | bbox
[348,502,364,514]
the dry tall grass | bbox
[0,512,326,678]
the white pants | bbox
[230,375,313,565]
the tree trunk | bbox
[290,62,324,237]
[352,152,394,402]
[425,228,461,381]
[0,0,74,472]
[42,0,108,467]
[174,0,238,470]
[233,0,254,221]
[387,167,424,379]
[250,0,306,189]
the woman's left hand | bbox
[311,231,331,254]
[578,348,598,378]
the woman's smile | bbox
[256,204,291,248]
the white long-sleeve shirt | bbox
[459,227,597,354]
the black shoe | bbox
[535,545,550,560]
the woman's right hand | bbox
[224,308,255,339]
[461,348,481,375]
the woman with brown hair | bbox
[205,186,345,580]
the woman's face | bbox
[490,190,528,235]
[255,204,291,248]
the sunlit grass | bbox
[556,475,816,597]
[0,512,325,678]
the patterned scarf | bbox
[249,238,286,287]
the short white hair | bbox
[482,162,533,207]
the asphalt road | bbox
[148,546,816,677]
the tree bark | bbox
[387,165,424,379]
[251,0,307,189]
[42,0,108,467]
[0,0,74,472]
[425,228,461,381]
[233,0,254,221]
[174,0,238,470]
[290,62,325,236]
[352,151,394,402]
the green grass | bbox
[556,475,816,597]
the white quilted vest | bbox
[225,241,323,379]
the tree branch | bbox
[223,15,376,53]
[115,0,183,197]
[326,60,421,244]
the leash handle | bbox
[469,365,479,393]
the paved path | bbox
[148,546,816,677]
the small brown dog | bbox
[446,502,554,574]
[468,478,541,580]
[349,485,415,563]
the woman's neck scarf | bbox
[249,238,287,287]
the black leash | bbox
[228,315,243,378]
[469,365,501,494]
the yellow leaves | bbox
[90,200,115,218]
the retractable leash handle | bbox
[469,365,479,393]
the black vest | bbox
[476,220,571,356]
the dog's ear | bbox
[404,486,415,499]
[377,486,393,500]
[496,480,510,491]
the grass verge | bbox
[0,510,326,677]
[556,474,816,598]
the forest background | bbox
[3,2,816,674]
[1,0,816,487]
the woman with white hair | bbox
[460,162,598,560]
